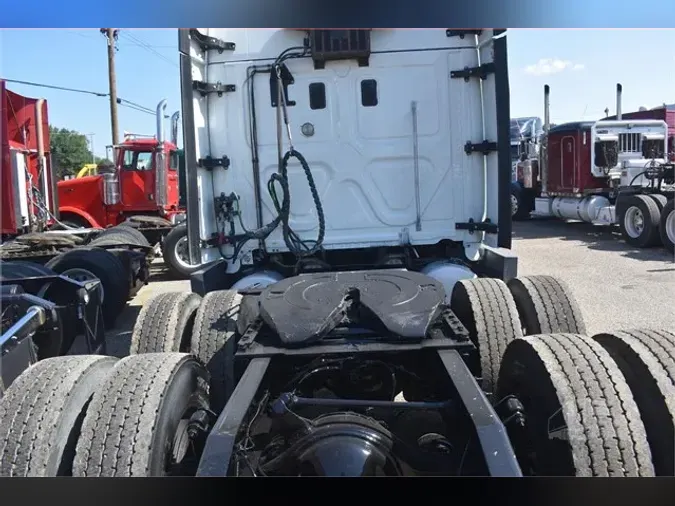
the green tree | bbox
[49,126,94,179]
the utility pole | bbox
[86,133,95,163]
[101,28,120,146]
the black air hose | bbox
[269,148,325,257]
[217,148,325,257]
[217,47,325,261]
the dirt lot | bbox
[101,218,675,357]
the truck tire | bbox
[497,333,654,476]
[659,199,675,253]
[129,292,202,354]
[0,259,55,280]
[73,353,209,477]
[450,278,523,394]
[618,194,661,248]
[162,223,201,279]
[46,247,128,328]
[507,275,586,335]
[93,226,150,248]
[190,290,243,413]
[592,329,675,476]
[0,355,118,476]
[648,194,667,211]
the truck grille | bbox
[619,132,642,154]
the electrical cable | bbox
[2,78,164,117]
[119,31,179,68]
[1,78,108,97]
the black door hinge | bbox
[446,29,483,39]
[464,140,498,155]
[193,81,236,97]
[198,156,230,170]
[455,219,498,234]
[451,62,496,82]
[189,29,235,52]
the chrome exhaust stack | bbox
[616,83,622,120]
[156,99,168,143]
[170,111,180,146]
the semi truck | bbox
[55,104,200,278]
[511,84,675,253]
[1,29,673,478]
[0,79,152,328]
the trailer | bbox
[511,84,675,253]
[0,80,152,328]
[1,29,674,478]
[55,103,200,278]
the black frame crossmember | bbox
[189,29,235,52]
[193,81,236,97]
[451,63,496,82]
[464,140,498,155]
[198,156,231,171]
[455,218,498,234]
[446,29,483,38]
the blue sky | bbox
[1,29,673,157]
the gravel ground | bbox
[101,218,675,356]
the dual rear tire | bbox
[450,275,670,476]
[2,276,674,477]
[618,194,674,251]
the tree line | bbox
[49,126,113,179]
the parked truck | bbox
[2,29,674,478]
[55,103,199,278]
[511,84,675,253]
[0,80,152,328]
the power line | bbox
[64,29,100,40]
[119,31,178,68]
[64,29,175,51]
[1,78,166,117]
[1,78,108,97]
[117,43,176,50]
[118,101,168,118]
[118,98,155,113]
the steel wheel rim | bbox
[666,209,675,245]
[61,267,104,302]
[174,236,195,269]
[624,206,644,239]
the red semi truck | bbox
[56,101,198,278]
